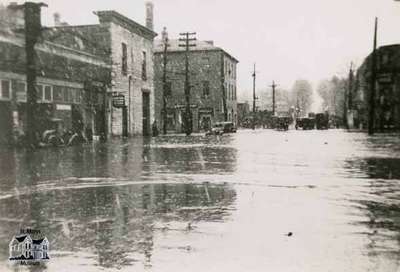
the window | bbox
[36,84,43,101]
[1,80,11,99]
[165,82,172,96]
[122,43,128,75]
[75,89,82,103]
[44,85,52,102]
[142,51,147,81]
[203,81,210,98]
[53,85,63,102]
[63,87,69,102]
[15,81,26,102]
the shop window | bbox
[53,85,63,102]
[1,80,11,99]
[44,85,52,102]
[75,89,82,103]
[36,84,43,101]
[63,87,69,102]
[15,81,26,102]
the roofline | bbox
[95,10,157,39]
[155,48,239,63]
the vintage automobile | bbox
[214,122,237,133]
[295,117,315,130]
[276,117,290,131]
[315,113,329,130]
[206,122,237,136]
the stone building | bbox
[154,35,238,133]
[356,44,400,130]
[44,3,157,137]
[0,3,110,145]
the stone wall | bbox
[154,49,238,133]
[107,21,155,136]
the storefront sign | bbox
[56,104,71,111]
[199,108,213,114]
[113,94,125,108]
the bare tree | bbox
[291,80,313,115]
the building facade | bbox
[0,3,110,146]
[356,44,400,130]
[44,5,157,137]
[154,38,238,133]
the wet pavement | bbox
[0,129,400,271]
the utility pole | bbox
[13,2,47,148]
[162,27,169,135]
[348,62,354,110]
[368,17,378,135]
[252,64,257,130]
[270,81,278,116]
[179,32,196,136]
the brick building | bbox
[356,44,400,130]
[44,3,157,137]
[154,36,238,133]
[0,3,110,145]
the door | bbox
[142,92,150,136]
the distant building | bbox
[44,4,157,136]
[154,36,239,133]
[237,102,250,127]
[356,44,400,130]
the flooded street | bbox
[1,129,400,271]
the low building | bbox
[43,3,157,137]
[0,3,110,146]
[154,33,238,133]
[356,44,400,130]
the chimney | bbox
[161,26,168,42]
[53,12,61,26]
[145,1,154,30]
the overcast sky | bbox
[4,0,400,98]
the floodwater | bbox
[0,129,400,271]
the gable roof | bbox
[15,235,28,243]
[32,238,44,245]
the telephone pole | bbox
[162,27,170,135]
[368,17,378,135]
[13,2,47,148]
[179,32,196,136]
[270,81,278,116]
[252,64,257,130]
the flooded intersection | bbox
[0,130,400,271]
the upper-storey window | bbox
[122,43,128,76]
[142,51,147,81]
[202,81,210,98]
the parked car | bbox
[295,117,315,130]
[315,113,329,130]
[276,117,290,131]
[216,122,237,133]
[206,122,237,136]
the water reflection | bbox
[0,182,236,270]
[0,135,237,270]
